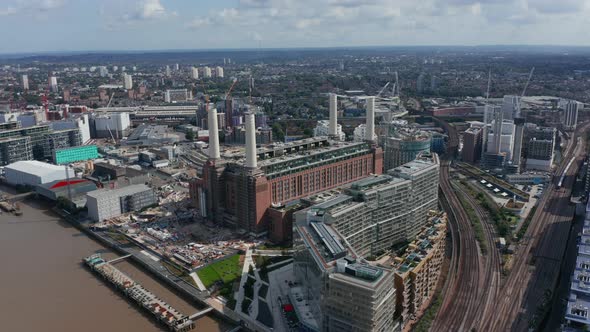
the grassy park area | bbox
[197,254,243,288]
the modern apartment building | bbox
[462,126,483,164]
[292,167,442,331]
[21,74,29,90]
[383,128,431,171]
[560,99,582,131]
[314,120,345,141]
[0,124,82,162]
[565,200,590,329]
[191,67,199,79]
[203,66,212,78]
[524,126,556,172]
[295,153,439,258]
[47,129,83,158]
[123,73,133,90]
[215,66,224,78]
[293,208,397,332]
[391,212,446,329]
[0,136,32,165]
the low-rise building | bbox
[36,179,98,207]
[125,125,178,146]
[165,89,190,103]
[86,184,156,221]
[53,145,98,165]
[505,173,551,185]
[4,160,75,187]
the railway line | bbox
[431,160,482,331]
[479,122,590,331]
[454,183,502,326]
[429,117,588,331]
[430,117,502,331]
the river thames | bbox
[0,195,232,332]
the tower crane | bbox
[225,78,238,99]
[393,71,399,97]
[517,67,534,117]
[377,82,390,97]
[521,67,535,97]
[486,69,491,101]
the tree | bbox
[23,94,41,105]
[185,131,195,141]
[303,128,313,138]
[272,123,285,142]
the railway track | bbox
[480,122,590,331]
[432,160,484,331]
[431,118,490,331]
[454,183,502,326]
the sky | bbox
[1,0,590,53]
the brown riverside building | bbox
[192,137,383,239]
[190,96,383,241]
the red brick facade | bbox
[191,146,383,238]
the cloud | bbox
[0,0,65,16]
[0,7,17,16]
[250,31,263,41]
[186,17,211,28]
[127,0,176,21]
[37,0,66,11]
[239,0,272,7]
[527,0,586,14]
[327,0,379,7]
[295,18,321,29]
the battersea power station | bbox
[191,95,384,241]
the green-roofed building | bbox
[53,145,98,165]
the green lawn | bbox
[197,254,242,288]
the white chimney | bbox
[366,96,375,142]
[329,93,338,137]
[208,108,221,160]
[245,112,257,168]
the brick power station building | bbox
[191,95,383,240]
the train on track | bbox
[557,155,576,189]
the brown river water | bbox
[0,193,233,332]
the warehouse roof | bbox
[5,160,70,175]
[86,184,152,200]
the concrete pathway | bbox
[189,271,207,292]
[233,247,276,331]
[235,247,254,315]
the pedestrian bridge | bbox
[188,307,214,320]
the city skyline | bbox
[1,0,590,53]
